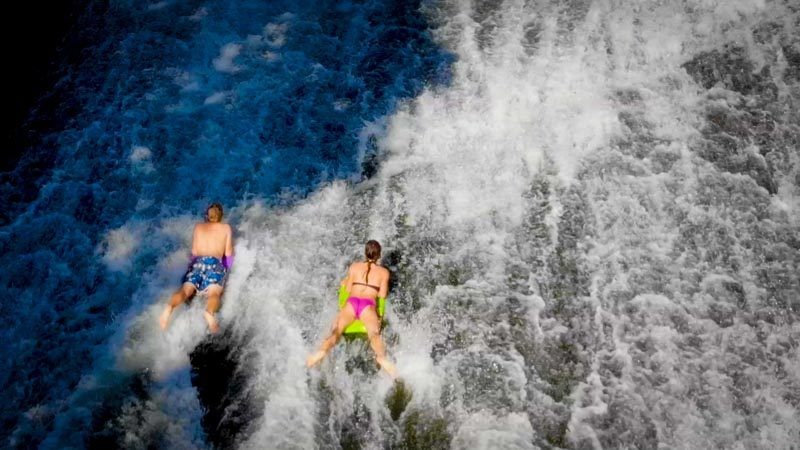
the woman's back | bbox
[347,261,388,299]
[307,239,396,377]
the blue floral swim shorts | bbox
[184,256,227,291]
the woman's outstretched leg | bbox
[307,304,356,368]
[360,307,396,378]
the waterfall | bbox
[3,0,798,448]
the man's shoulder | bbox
[197,222,232,230]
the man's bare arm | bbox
[224,224,234,257]
[190,224,200,256]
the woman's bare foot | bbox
[203,311,220,333]
[376,357,397,379]
[159,306,173,330]
[306,350,327,368]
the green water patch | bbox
[396,410,450,450]
[385,379,414,422]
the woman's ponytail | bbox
[364,240,381,282]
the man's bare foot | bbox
[306,350,327,368]
[159,307,173,330]
[376,357,397,379]
[203,311,220,334]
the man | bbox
[159,203,234,333]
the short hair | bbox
[206,203,224,222]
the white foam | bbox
[213,43,243,74]
[263,23,289,47]
[147,1,169,12]
[203,91,227,105]
[129,146,155,173]
[261,50,280,62]
[129,146,152,162]
[452,411,536,450]
[188,7,207,22]
[100,225,143,271]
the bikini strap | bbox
[352,281,380,291]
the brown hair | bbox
[206,203,224,223]
[364,240,381,282]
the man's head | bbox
[206,203,224,223]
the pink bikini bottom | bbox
[346,296,376,319]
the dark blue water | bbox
[1,1,449,447]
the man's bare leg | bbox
[307,305,356,368]
[160,283,197,330]
[361,307,396,378]
[203,286,223,333]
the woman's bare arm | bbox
[343,263,355,292]
[378,268,390,299]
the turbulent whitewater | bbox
[2,0,799,449]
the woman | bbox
[306,240,397,378]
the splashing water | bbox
[224,1,800,448]
[1,0,448,447]
[3,0,800,449]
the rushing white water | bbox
[181,0,798,448]
[220,0,799,448]
[6,0,799,448]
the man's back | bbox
[160,202,232,333]
[191,222,232,259]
